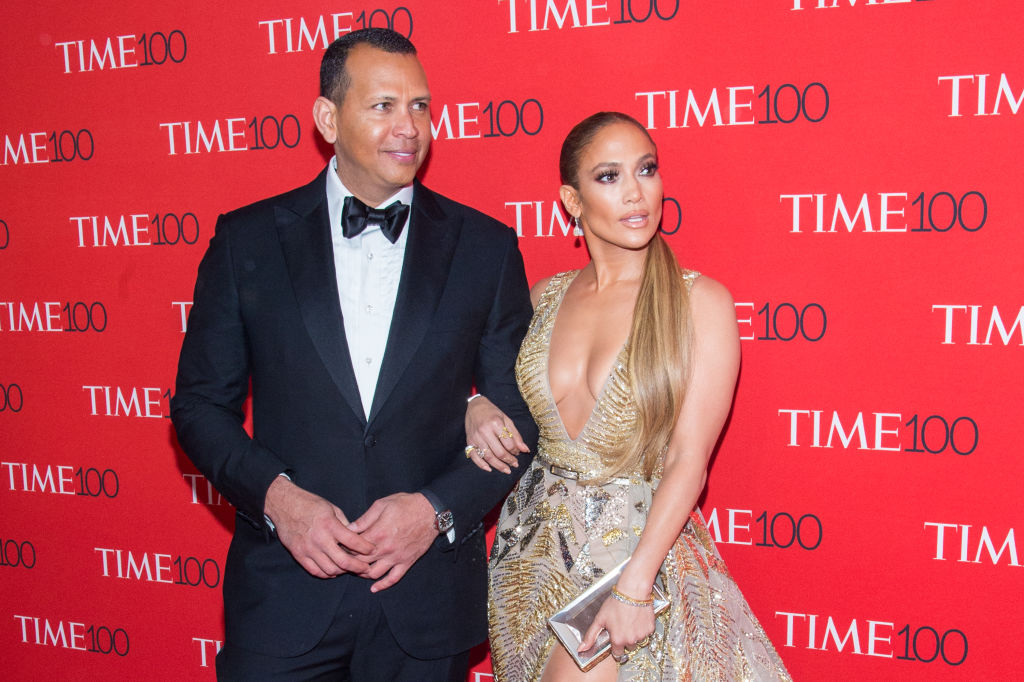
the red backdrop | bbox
[2,1,1021,679]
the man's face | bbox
[328,45,431,206]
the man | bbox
[171,28,536,680]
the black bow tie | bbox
[342,195,410,244]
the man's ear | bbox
[312,96,339,145]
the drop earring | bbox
[572,215,583,247]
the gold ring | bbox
[499,427,513,439]
[637,636,650,648]
[479,447,489,456]
[464,445,477,458]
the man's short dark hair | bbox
[319,28,417,104]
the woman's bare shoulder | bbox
[688,274,737,333]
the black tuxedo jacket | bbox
[171,169,537,659]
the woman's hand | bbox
[465,395,529,474]
[579,590,656,664]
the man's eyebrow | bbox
[370,94,432,102]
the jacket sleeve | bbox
[420,227,538,547]
[170,215,289,532]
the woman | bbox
[465,112,791,681]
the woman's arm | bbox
[465,395,528,474]
[464,275,552,473]
[617,275,740,594]
[580,275,741,654]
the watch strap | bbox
[420,488,455,543]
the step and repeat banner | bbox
[2,1,1021,679]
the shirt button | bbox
[365,357,372,365]
[365,305,373,314]
[367,252,374,260]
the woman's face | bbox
[570,121,663,254]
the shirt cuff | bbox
[264,472,292,534]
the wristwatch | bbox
[434,509,455,537]
[421,489,455,543]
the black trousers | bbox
[216,581,471,681]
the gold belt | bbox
[548,463,630,486]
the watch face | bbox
[436,510,454,533]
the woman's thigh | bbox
[540,645,618,682]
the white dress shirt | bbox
[267,163,453,542]
[324,157,413,418]
[323,159,453,543]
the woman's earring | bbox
[572,215,583,247]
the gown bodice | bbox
[515,269,699,480]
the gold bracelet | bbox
[610,586,654,608]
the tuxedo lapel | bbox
[275,172,366,426]
[368,183,459,426]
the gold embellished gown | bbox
[488,270,792,682]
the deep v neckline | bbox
[544,271,630,443]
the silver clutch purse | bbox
[546,558,670,671]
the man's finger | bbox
[348,501,383,533]
[299,557,331,579]
[334,524,376,555]
[334,543,372,572]
[331,551,371,576]
[307,550,344,578]
[370,563,409,593]
[364,558,393,580]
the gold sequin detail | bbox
[515,270,640,480]
[602,527,625,547]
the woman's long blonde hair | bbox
[559,112,692,481]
